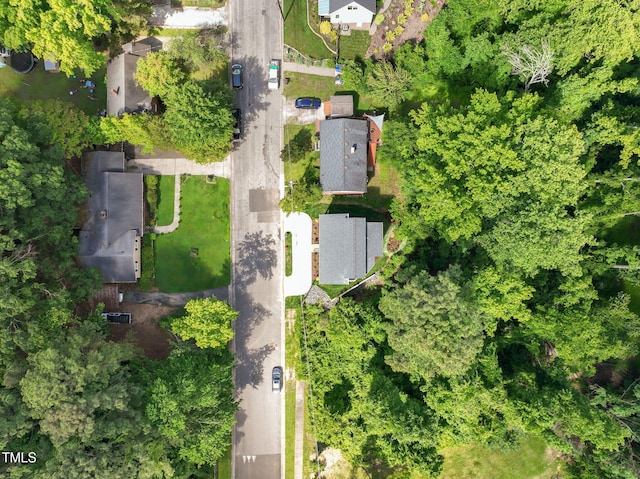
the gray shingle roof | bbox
[107,37,162,117]
[320,118,368,194]
[78,152,144,283]
[329,0,376,14]
[319,214,383,285]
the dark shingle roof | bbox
[319,214,383,284]
[107,37,162,117]
[78,152,144,283]
[320,118,368,194]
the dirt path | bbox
[108,303,177,360]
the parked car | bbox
[101,312,132,324]
[231,63,243,89]
[231,108,242,141]
[268,60,279,90]
[272,366,282,392]
[295,97,321,109]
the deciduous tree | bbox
[170,297,236,349]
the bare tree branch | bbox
[504,39,554,93]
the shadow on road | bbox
[233,285,275,390]
[236,231,278,284]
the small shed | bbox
[325,95,354,118]
[44,59,60,73]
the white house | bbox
[318,0,376,29]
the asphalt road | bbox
[229,1,284,478]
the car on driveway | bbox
[295,97,321,109]
[231,108,241,141]
[231,64,243,89]
[272,366,282,392]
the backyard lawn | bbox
[338,30,371,61]
[284,0,333,59]
[440,435,562,479]
[0,62,106,116]
[156,176,176,227]
[155,176,230,292]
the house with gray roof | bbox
[320,118,369,195]
[78,151,144,283]
[107,37,163,117]
[318,0,376,29]
[319,213,383,285]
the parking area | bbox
[283,212,313,297]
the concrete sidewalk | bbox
[282,62,336,78]
[150,5,227,28]
[283,212,313,297]
[127,157,231,178]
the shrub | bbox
[386,31,396,42]
[394,25,405,36]
[139,235,155,291]
[145,175,159,225]
[397,14,407,25]
[374,13,385,25]
[383,41,393,53]
[319,21,332,35]
[404,5,413,16]
[421,13,429,22]
[281,128,313,163]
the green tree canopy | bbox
[0,0,150,75]
[380,266,487,381]
[170,297,236,349]
[142,348,237,467]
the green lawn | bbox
[284,0,333,59]
[0,63,106,116]
[338,31,371,61]
[285,380,296,479]
[155,176,230,292]
[285,232,293,276]
[157,176,175,227]
[440,435,562,479]
[284,72,340,103]
[217,447,232,479]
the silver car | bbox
[272,366,282,392]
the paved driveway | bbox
[283,212,313,297]
[284,98,325,125]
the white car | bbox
[268,60,279,90]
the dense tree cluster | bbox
[116,30,235,163]
[0,0,150,75]
[304,0,640,477]
[0,99,237,478]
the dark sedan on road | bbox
[231,63,243,89]
[295,97,321,109]
[231,108,241,141]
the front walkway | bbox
[154,174,181,234]
[284,212,313,297]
